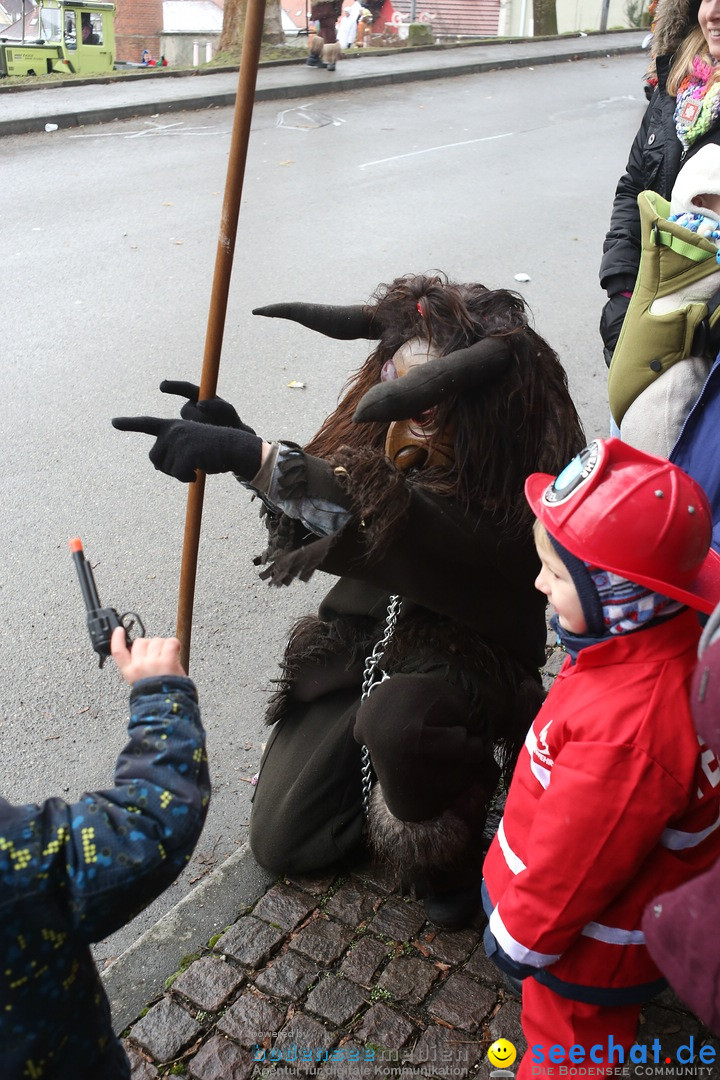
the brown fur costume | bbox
[248,273,584,902]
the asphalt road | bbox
[1,52,646,963]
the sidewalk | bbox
[0,30,648,138]
[102,630,720,1078]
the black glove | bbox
[112,416,263,483]
[159,380,256,434]
[599,292,631,368]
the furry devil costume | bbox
[113,273,584,926]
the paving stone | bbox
[427,972,496,1032]
[418,926,480,966]
[252,882,318,931]
[353,1001,417,1050]
[488,997,525,1054]
[305,973,368,1025]
[213,916,285,968]
[285,871,339,896]
[406,1024,484,1078]
[319,1040,388,1080]
[128,996,202,1063]
[376,956,439,1006]
[639,1002,701,1038]
[352,859,402,892]
[289,915,354,965]
[463,945,509,988]
[172,954,245,1012]
[367,897,427,942]
[187,1033,256,1079]
[325,880,379,926]
[339,935,390,986]
[254,949,319,999]
[124,1042,159,1079]
[274,1011,337,1075]
[216,989,286,1049]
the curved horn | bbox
[352,337,511,423]
[252,302,383,340]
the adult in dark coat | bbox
[600,0,720,365]
[642,602,720,1036]
[112,274,585,928]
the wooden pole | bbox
[176,0,267,673]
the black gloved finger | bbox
[113,416,199,482]
[353,338,510,423]
[112,415,170,437]
[160,379,200,403]
[191,398,256,434]
[252,302,381,340]
[160,378,254,432]
[113,416,262,483]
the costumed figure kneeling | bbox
[112,273,584,928]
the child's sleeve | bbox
[484,740,689,976]
[0,676,210,943]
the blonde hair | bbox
[667,26,720,94]
[532,518,554,556]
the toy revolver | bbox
[70,538,145,667]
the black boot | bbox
[306,54,321,66]
[422,881,484,930]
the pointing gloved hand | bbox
[159,380,256,433]
[111,416,263,483]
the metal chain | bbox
[359,594,402,817]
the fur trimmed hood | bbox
[652,0,700,59]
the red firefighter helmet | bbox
[525,437,720,615]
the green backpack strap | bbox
[608,190,720,427]
[653,224,719,263]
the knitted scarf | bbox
[675,56,720,150]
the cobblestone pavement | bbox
[120,861,719,1080]
[119,631,720,1080]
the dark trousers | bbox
[249,687,365,874]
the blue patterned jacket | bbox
[0,675,210,1080]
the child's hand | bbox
[111,626,186,685]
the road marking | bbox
[68,119,228,139]
[359,130,514,168]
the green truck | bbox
[0,0,115,77]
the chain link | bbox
[359,594,402,816]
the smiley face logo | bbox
[487,1038,517,1068]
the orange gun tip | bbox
[69,537,84,553]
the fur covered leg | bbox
[322,42,340,70]
[366,780,492,896]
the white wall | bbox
[160,30,220,64]
[498,0,640,37]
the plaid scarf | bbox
[675,56,720,150]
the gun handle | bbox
[86,607,124,667]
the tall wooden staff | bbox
[176,0,267,672]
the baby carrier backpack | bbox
[608,189,720,456]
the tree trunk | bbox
[219,0,284,52]
[532,0,557,36]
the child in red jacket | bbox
[483,437,720,1076]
